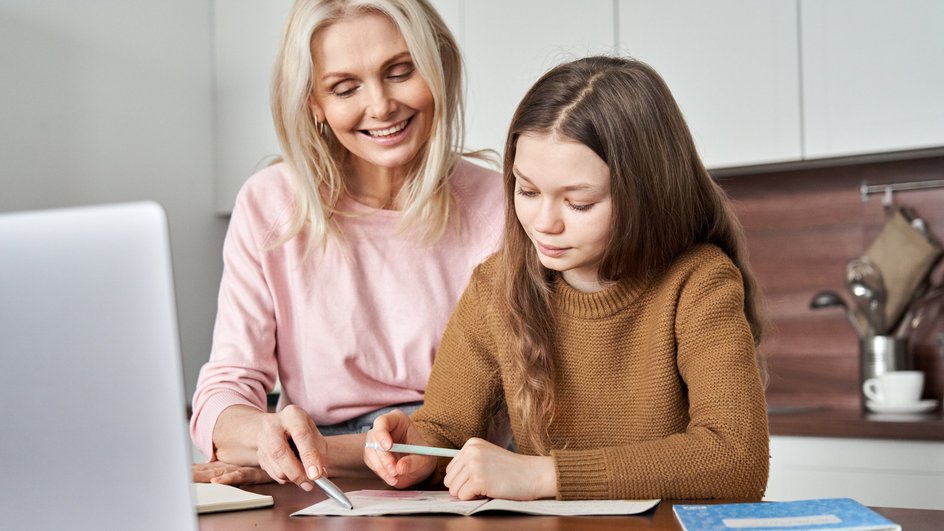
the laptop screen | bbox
[0,202,196,530]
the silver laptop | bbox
[0,202,197,530]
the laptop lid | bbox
[0,202,196,530]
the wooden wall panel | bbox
[718,156,944,407]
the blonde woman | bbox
[366,56,769,501]
[190,0,503,492]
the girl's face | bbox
[310,12,435,178]
[513,133,613,293]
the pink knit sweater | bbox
[190,160,504,459]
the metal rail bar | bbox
[860,179,944,204]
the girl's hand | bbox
[444,438,558,501]
[255,405,328,491]
[192,461,272,485]
[364,410,436,488]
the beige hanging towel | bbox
[865,208,942,334]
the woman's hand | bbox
[255,405,329,492]
[444,438,557,501]
[192,461,272,485]
[364,410,436,488]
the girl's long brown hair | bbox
[501,56,765,454]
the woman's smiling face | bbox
[309,12,435,176]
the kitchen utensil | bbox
[846,256,887,335]
[809,290,865,337]
[847,278,875,336]
[894,278,932,338]
[911,217,930,240]
[903,285,943,340]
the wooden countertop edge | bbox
[768,406,944,441]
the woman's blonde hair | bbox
[271,0,464,250]
[501,56,766,454]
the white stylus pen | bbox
[365,441,460,458]
[314,477,353,510]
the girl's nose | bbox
[533,201,564,234]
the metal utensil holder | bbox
[860,335,910,409]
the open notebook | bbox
[294,490,660,517]
[0,202,197,530]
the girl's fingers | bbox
[364,429,400,483]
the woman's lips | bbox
[360,117,412,145]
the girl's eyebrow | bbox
[562,183,598,192]
[511,167,532,183]
[512,167,599,192]
[320,51,412,82]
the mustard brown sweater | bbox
[411,243,769,500]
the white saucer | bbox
[865,399,938,414]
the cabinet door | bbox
[801,0,944,159]
[768,436,944,510]
[460,0,615,157]
[619,0,802,169]
[212,0,292,213]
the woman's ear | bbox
[307,95,324,122]
[308,96,327,136]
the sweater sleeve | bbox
[551,258,769,500]
[189,183,281,460]
[410,263,503,487]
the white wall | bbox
[212,0,291,213]
[0,1,224,398]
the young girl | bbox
[364,56,769,501]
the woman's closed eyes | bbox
[329,62,416,98]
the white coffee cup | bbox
[862,371,924,405]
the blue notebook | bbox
[673,498,900,531]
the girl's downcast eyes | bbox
[515,187,597,212]
[515,187,537,198]
[568,202,595,212]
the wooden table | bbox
[198,478,943,530]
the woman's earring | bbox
[315,116,325,136]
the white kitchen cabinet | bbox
[459,0,615,156]
[800,0,944,159]
[767,436,944,510]
[618,1,802,169]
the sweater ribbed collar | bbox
[553,273,652,319]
